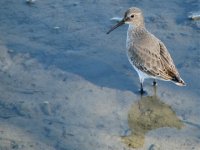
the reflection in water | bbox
[122,88,184,148]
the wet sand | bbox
[0,0,199,150]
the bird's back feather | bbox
[127,27,185,85]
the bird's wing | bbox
[158,40,180,80]
[128,44,161,77]
[128,35,180,80]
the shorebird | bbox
[107,7,185,94]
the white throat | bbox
[128,24,135,30]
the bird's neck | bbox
[126,24,146,49]
[127,24,146,37]
[128,21,145,30]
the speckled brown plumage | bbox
[127,26,180,81]
[107,7,185,93]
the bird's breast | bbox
[126,27,160,54]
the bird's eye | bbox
[130,14,134,18]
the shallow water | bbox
[122,88,184,149]
[0,0,199,150]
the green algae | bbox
[122,90,184,149]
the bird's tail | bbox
[172,76,186,86]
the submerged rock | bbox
[188,12,200,20]
[26,0,36,4]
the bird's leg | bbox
[139,77,145,94]
[140,82,144,94]
[138,77,146,95]
[153,79,157,86]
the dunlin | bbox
[107,7,185,94]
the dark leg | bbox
[140,82,144,94]
[138,77,146,95]
[153,79,157,86]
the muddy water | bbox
[0,0,199,150]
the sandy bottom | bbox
[0,0,199,150]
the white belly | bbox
[126,53,152,81]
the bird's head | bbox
[107,7,145,34]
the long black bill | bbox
[106,19,125,34]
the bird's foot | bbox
[153,80,157,86]
[138,88,147,95]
